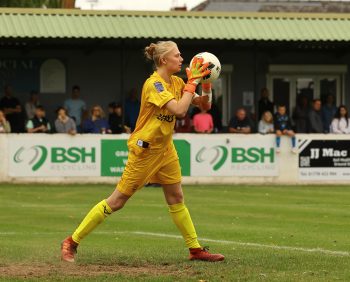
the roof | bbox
[1,8,350,41]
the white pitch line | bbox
[0,230,348,257]
[132,231,350,257]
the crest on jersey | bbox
[154,81,164,93]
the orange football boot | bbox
[189,246,225,262]
[61,236,78,262]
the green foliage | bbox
[0,184,349,281]
[0,0,63,8]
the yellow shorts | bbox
[116,143,181,196]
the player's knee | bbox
[108,199,126,211]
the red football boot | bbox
[61,236,78,262]
[189,246,225,262]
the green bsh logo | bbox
[232,147,274,163]
[14,146,95,171]
[196,146,228,171]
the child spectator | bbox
[26,106,51,133]
[193,109,214,133]
[0,110,11,133]
[258,111,274,134]
[228,108,251,134]
[274,105,297,153]
[83,105,110,134]
[55,107,77,135]
[330,105,350,134]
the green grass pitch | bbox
[0,184,349,281]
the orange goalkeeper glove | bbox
[184,57,211,94]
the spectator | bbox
[55,107,77,135]
[25,90,41,120]
[175,113,192,133]
[0,110,11,133]
[83,105,110,134]
[193,109,214,133]
[124,88,140,132]
[258,111,274,134]
[292,95,310,133]
[208,90,223,133]
[26,106,51,133]
[258,87,274,120]
[330,105,350,134]
[274,105,296,153]
[308,99,324,133]
[0,85,24,133]
[321,94,337,133]
[63,85,87,133]
[228,108,251,134]
[108,103,131,134]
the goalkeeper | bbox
[61,41,224,262]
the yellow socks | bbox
[168,202,201,249]
[72,199,113,244]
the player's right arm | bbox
[165,57,210,118]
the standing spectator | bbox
[258,87,274,120]
[208,90,222,133]
[175,113,192,133]
[228,108,251,134]
[0,85,24,133]
[124,88,140,132]
[55,107,77,135]
[0,110,11,133]
[258,111,274,134]
[308,99,324,133]
[25,90,41,120]
[321,94,337,133]
[26,106,51,133]
[108,103,131,134]
[83,105,110,134]
[193,109,214,133]
[274,105,297,153]
[63,85,87,133]
[330,105,350,134]
[292,95,310,133]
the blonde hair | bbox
[91,105,105,118]
[144,41,177,68]
[262,111,273,124]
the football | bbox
[190,52,221,83]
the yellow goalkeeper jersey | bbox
[128,71,185,150]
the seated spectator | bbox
[0,110,11,133]
[108,103,131,134]
[83,105,110,134]
[55,107,77,135]
[322,94,337,133]
[0,85,24,133]
[308,99,324,133]
[274,105,296,153]
[228,108,251,134]
[258,111,274,134]
[193,109,214,133]
[175,113,192,133]
[330,105,350,134]
[25,90,41,120]
[292,95,309,133]
[26,106,51,133]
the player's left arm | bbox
[191,82,212,111]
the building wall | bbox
[1,43,349,125]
